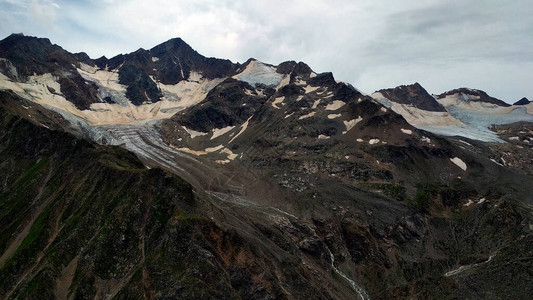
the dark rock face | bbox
[58,76,100,110]
[118,64,161,105]
[149,37,236,82]
[0,34,102,110]
[172,78,274,132]
[307,72,336,87]
[0,34,77,79]
[276,61,313,78]
[514,97,531,106]
[0,34,237,109]
[377,82,446,112]
[438,88,511,107]
[98,38,237,86]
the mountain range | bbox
[0,33,532,299]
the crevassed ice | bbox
[234,60,284,87]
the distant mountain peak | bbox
[438,88,510,107]
[514,97,531,106]
[375,82,446,112]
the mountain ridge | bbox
[1,33,533,299]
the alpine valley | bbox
[0,33,532,299]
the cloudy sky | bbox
[1,0,532,103]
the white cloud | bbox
[30,0,58,29]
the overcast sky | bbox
[1,0,532,103]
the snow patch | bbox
[356,138,364,142]
[299,111,316,120]
[490,158,504,166]
[294,77,307,85]
[304,86,320,94]
[421,136,431,144]
[221,148,238,160]
[176,145,227,156]
[154,72,221,108]
[369,139,380,145]
[151,57,159,62]
[327,114,342,119]
[343,117,363,134]
[77,64,128,105]
[325,100,345,111]
[277,74,290,90]
[318,134,330,140]
[312,99,321,109]
[211,126,235,140]
[183,126,208,138]
[450,157,467,171]
[272,96,285,109]
[229,116,252,143]
[205,145,224,152]
[176,147,207,156]
[401,128,413,135]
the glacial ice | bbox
[234,60,284,87]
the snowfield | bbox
[233,60,284,87]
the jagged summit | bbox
[514,97,531,106]
[0,33,76,78]
[374,82,446,112]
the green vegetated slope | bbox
[0,108,293,299]
[0,107,198,298]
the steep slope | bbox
[1,34,533,299]
[0,103,373,299]
[159,59,533,298]
[374,83,445,112]
[514,97,531,106]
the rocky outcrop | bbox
[376,82,446,112]
[514,97,531,106]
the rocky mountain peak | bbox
[375,82,446,112]
[149,37,194,58]
[514,97,531,106]
[276,60,313,79]
[0,34,77,79]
